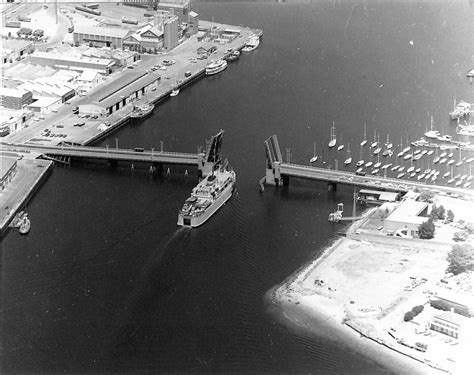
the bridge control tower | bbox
[264,135,284,186]
[198,129,225,178]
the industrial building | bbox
[0,88,33,110]
[124,24,164,53]
[73,25,131,50]
[26,51,115,75]
[123,0,191,24]
[18,80,75,103]
[430,312,466,339]
[27,96,62,114]
[78,71,161,116]
[2,40,34,62]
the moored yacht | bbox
[206,59,228,75]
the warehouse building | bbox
[0,156,17,190]
[0,87,33,110]
[73,25,131,50]
[78,71,161,116]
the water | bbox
[2,2,473,373]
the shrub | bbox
[447,243,474,275]
[419,218,435,239]
[446,209,454,223]
[404,311,414,322]
[412,305,424,316]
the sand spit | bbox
[267,208,473,374]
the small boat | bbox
[373,147,382,155]
[382,149,390,157]
[328,122,337,148]
[447,178,455,184]
[424,116,440,139]
[344,147,352,165]
[448,152,454,158]
[403,153,413,160]
[456,161,463,167]
[455,180,463,187]
[391,165,399,172]
[374,161,381,168]
[414,149,421,155]
[356,167,364,173]
[310,142,318,163]
[19,215,31,235]
[424,169,431,175]
[130,103,154,119]
[437,134,453,142]
[398,166,405,172]
[381,163,392,170]
[447,159,455,166]
[402,146,411,153]
[443,171,450,178]
[356,160,365,167]
[440,151,447,158]
[467,176,473,181]
[365,161,373,168]
[440,144,457,150]
[170,88,180,97]
[456,124,474,137]
[407,166,415,173]
[397,151,404,157]
[225,49,240,62]
[464,181,472,188]
[427,150,434,156]
[372,169,379,174]
[460,174,467,180]
[397,172,406,178]
[449,100,471,120]
[439,158,447,164]
[242,35,260,52]
[206,59,228,75]
[360,123,368,146]
[410,172,416,178]
[338,144,345,151]
[418,174,425,180]
[415,168,421,173]
[370,130,378,148]
[420,150,427,156]
[454,174,461,179]
[414,154,422,160]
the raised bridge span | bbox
[1,130,226,178]
[264,135,474,198]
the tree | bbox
[437,205,446,220]
[419,191,434,202]
[419,218,435,239]
[453,231,468,242]
[446,209,454,223]
[404,311,414,322]
[447,243,474,275]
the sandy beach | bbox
[267,207,473,374]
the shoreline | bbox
[266,209,451,374]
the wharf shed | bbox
[73,25,131,49]
[79,71,161,116]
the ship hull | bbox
[177,182,234,227]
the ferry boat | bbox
[205,59,228,75]
[131,103,154,119]
[177,163,235,228]
[242,35,260,52]
[449,100,471,120]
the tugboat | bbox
[225,49,240,62]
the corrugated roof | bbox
[0,156,17,177]
[435,311,467,326]
[74,25,131,39]
[95,72,161,109]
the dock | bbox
[0,157,53,236]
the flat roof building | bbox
[384,199,430,238]
[0,156,17,190]
[0,87,33,110]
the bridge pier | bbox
[327,181,337,191]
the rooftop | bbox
[434,311,468,326]
[0,87,30,98]
[386,199,428,224]
[74,25,131,39]
[0,156,17,178]
[2,39,33,52]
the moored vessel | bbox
[131,103,154,119]
[206,59,228,75]
[242,35,260,52]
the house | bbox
[384,199,430,238]
[76,70,102,93]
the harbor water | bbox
[2,2,473,373]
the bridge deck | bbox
[279,163,474,197]
[1,143,201,166]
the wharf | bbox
[0,157,53,236]
[4,23,261,147]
